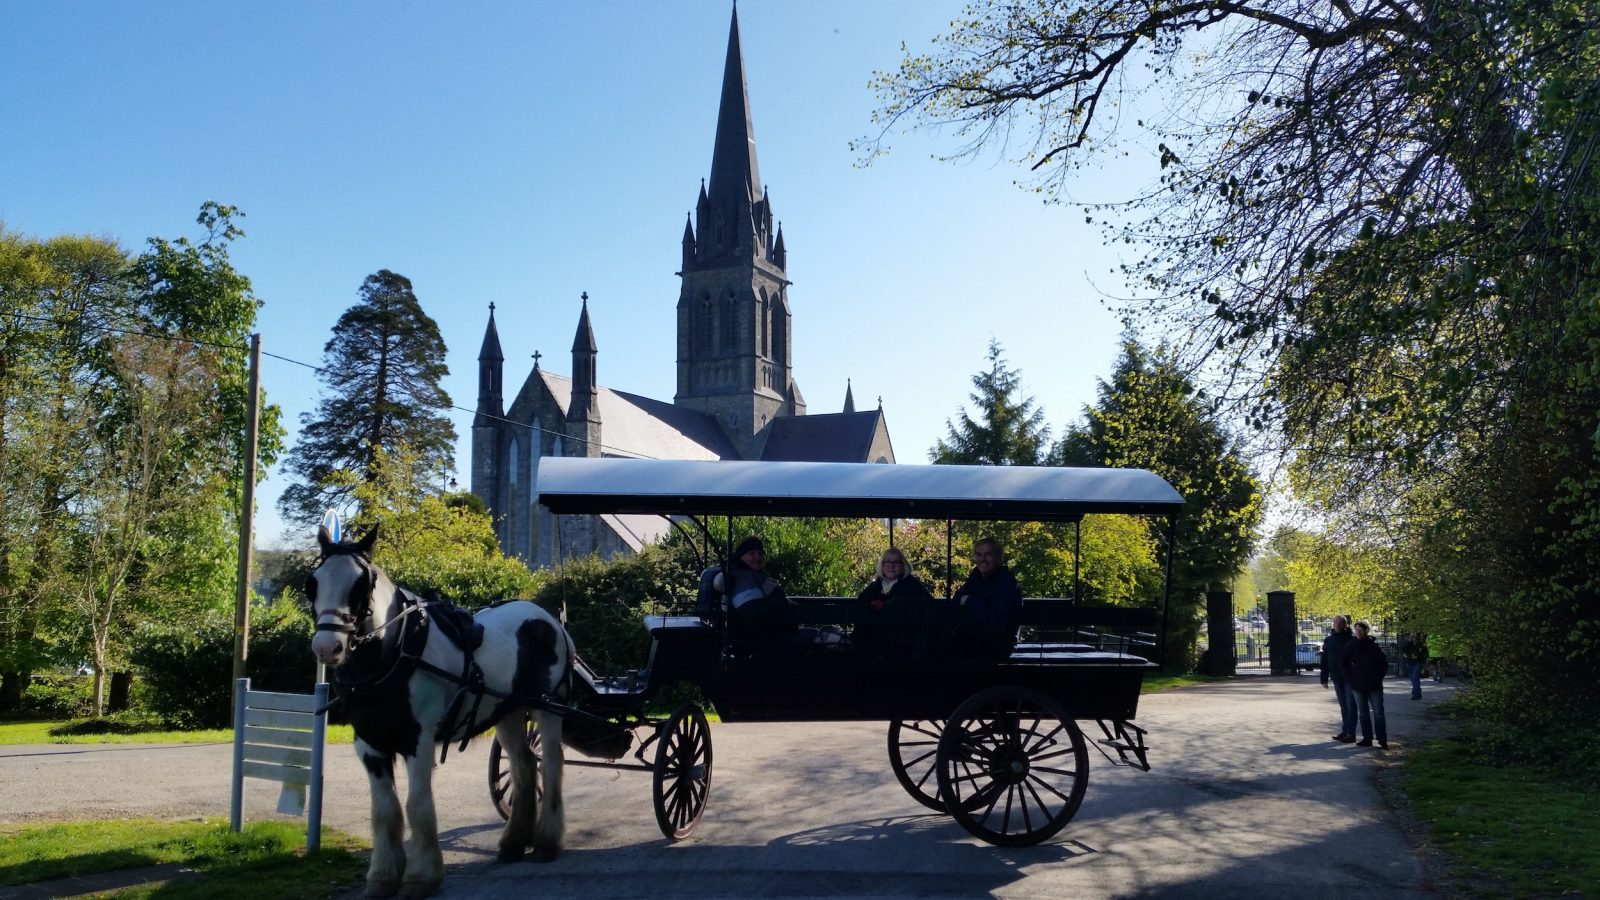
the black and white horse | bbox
[308,526,568,898]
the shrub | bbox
[22,675,95,719]
[533,543,699,676]
[131,598,317,728]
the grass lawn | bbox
[1402,734,1600,898]
[0,719,355,746]
[0,818,365,898]
[1142,673,1227,693]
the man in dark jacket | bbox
[1320,615,1358,742]
[950,537,1022,658]
[1340,620,1389,748]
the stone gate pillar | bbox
[1202,590,1236,675]
[1267,590,1297,675]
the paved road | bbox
[0,675,1456,898]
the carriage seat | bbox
[693,566,726,623]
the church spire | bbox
[569,293,602,455]
[474,303,504,426]
[843,379,856,414]
[707,5,761,207]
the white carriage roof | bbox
[536,458,1183,521]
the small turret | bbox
[681,213,697,270]
[568,293,602,457]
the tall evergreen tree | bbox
[1056,340,1262,665]
[280,270,455,524]
[931,340,1049,465]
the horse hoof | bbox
[496,843,526,864]
[530,844,562,864]
[398,880,441,899]
[365,880,400,898]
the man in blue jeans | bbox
[1320,615,1358,742]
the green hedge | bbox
[21,675,96,719]
[131,599,317,729]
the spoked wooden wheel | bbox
[488,721,544,821]
[888,720,947,812]
[652,704,713,840]
[936,686,1089,846]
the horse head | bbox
[308,524,383,667]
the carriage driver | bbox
[949,537,1023,658]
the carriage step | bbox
[1093,719,1152,772]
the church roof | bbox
[761,410,885,462]
[538,370,738,460]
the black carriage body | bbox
[642,615,1151,724]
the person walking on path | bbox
[1341,620,1390,748]
[1399,632,1428,700]
[1321,615,1358,742]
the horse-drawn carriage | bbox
[308,458,1181,896]
[488,458,1183,848]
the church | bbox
[470,8,896,568]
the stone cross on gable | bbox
[532,350,541,369]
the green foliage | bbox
[931,339,1049,465]
[131,599,314,729]
[1251,527,1400,625]
[346,443,543,608]
[0,209,280,715]
[1056,340,1262,664]
[279,269,455,525]
[870,0,1600,735]
[533,543,698,676]
[20,674,95,719]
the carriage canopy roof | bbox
[536,458,1183,522]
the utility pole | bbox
[232,334,262,684]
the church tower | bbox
[675,6,803,459]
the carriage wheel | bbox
[935,686,1089,846]
[488,720,544,821]
[652,704,713,840]
[888,720,948,812]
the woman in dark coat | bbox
[1340,620,1389,748]
[853,547,934,659]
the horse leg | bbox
[359,745,406,898]
[531,708,566,862]
[399,740,444,898]
[493,714,536,862]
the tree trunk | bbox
[108,671,132,712]
[0,671,27,712]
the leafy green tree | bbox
[0,208,280,714]
[1056,340,1263,665]
[869,0,1600,738]
[280,270,455,524]
[932,339,1049,465]
[343,443,541,608]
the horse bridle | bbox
[309,554,380,646]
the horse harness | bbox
[312,552,576,765]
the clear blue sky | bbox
[1,1,1154,548]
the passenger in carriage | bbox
[853,547,934,660]
[949,537,1023,658]
[718,536,801,654]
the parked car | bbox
[1295,642,1321,671]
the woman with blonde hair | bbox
[853,547,934,659]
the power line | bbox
[7,310,664,460]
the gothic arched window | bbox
[721,292,737,354]
[771,295,787,367]
[696,294,713,354]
